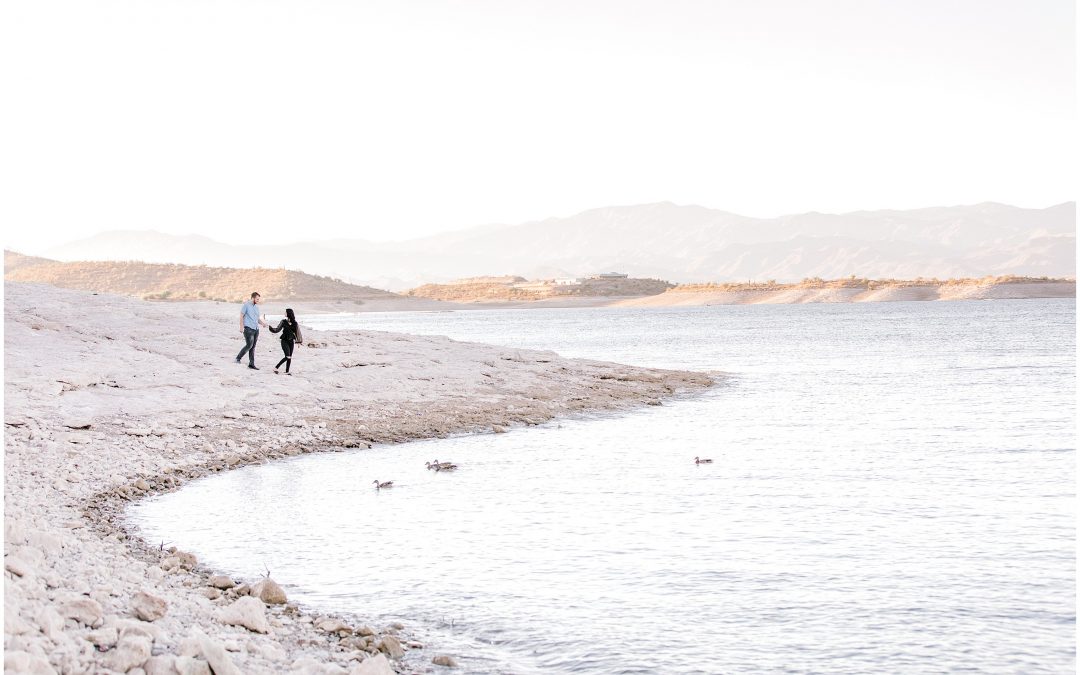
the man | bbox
[235,292,268,369]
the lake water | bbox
[130,300,1076,674]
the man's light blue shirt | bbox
[241,300,261,330]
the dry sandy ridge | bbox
[3,282,714,674]
[613,281,1076,307]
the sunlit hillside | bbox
[3,251,398,303]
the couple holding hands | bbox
[234,291,303,374]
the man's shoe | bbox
[248,365,259,370]
[235,358,241,364]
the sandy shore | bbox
[3,283,714,674]
[291,283,1076,314]
[613,281,1076,307]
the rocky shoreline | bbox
[4,283,715,674]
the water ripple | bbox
[131,300,1075,674]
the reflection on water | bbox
[132,300,1076,674]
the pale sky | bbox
[1,0,1075,254]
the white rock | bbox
[87,626,119,650]
[178,634,201,658]
[107,634,152,672]
[143,655,178,675]
[253,640,287,662]
[5,556,33,577]
[132,590,168,621]
[4,650,58,675]
[175,656,212,675]
[59,597,104,627]
[208,575,235,589]
[433,654,460,667]
[198,634,240,675]
[376,634,405,659]
[289,656,323,674]
[120,622,159,642]
[13,544,46,565]
[146,566,165,582]
[251,577,287,604]
[350,654,395,675]
[218,596,270,633]
[5,519,28,544]
[316,617,353,635]
[66,578,92,596]
[26,530,64,553]
[5,607,34,635]
[34,605,65,641]
[291,659,349,674]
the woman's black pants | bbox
[276,340,294,373]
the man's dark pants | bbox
[236,327,259,365]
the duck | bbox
[425,461,438,471]
[431,459,458,471]
[372,480,394,489]
[694,456,713,464]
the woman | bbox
[268,308,303,374]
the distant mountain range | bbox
[40,201,1075,290]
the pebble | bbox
[376,635,405,659]
[218,596,270,633]
[316,617,353,636]
[198,633,240,675]
[58,597,104,627]
[132,590,168,621]
[251,577,288,605]
[107,633,152,672]
[352,653,396,675]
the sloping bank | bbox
[3,283,714,674]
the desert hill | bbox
[3,251,398,303]
[407,275,673,302]
[4,251,57,274]
[40,201,1076,290]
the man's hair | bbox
[250,292,261,299]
